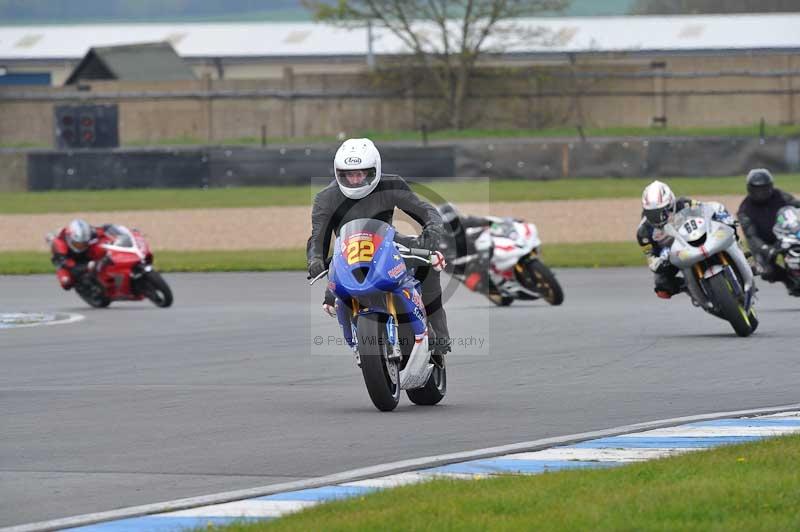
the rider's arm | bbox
[307,187,335,264]
[779,189,800,208]
[50,236,72,268]
[637,219,669,272]
[461,215,494,228]
[736,208,767,252]
[390,176,444,232]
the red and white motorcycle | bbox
[452,217,564,307]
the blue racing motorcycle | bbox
[310,218,446,412]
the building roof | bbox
[64,42,196,84]
[1,13,800,62]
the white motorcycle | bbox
[772,205,800,296]
[451,217,564,307]
[666,206,758,337]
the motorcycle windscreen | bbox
[329,218,408,299]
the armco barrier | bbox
[24,146,456,190]
[12,137,800,190]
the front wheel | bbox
[520,259,564,306]
[140,271,173,308]
[706,274,754,337]
[75,277,111,308]
[358,314,401,412]
[406,359,447,406]
[487,293,514,306]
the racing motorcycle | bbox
[50,225,173,309]
[665,206,757,337]
[772,205,800,295]
[310,218,445,412]
[447,217,563,307]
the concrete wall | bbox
[1,52,798,146]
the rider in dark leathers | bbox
[307,138,451,354]
[437,202,496,293]
[737,168,800,293]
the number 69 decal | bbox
[683,218,702,234]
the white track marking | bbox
[164,500,316,518]
[503,447,696,462]
[342,471,482,489]
[636,426,800,437]
[0,312,84,330]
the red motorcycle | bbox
[72,225,173,308]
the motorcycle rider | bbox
[50,219,111,290]
[737,168,800,293]
[437,202,496,294]
[637,180,737,299]
[307,138,451,355]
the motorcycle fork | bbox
[385,294,402,362]
[515,249,540,271]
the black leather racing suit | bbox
[737,188,800,286]
[441,214,494,275]
[307,174,450,350]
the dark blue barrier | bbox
[26,146,456,190]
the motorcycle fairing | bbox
[330,219,407,299]
[328,218,433,390]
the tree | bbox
[631,0,800,14]
[304,0,569,129]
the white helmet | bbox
[641,180,676,228]
[333,138,381,200]
[66,219,92,252]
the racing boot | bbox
[427,308,452,360]
[654,273,685,299]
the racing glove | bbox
[419,225,443,251]
[322,288,336,318]
[308,257,326,278]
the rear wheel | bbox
[407,358,447,406]
[358,314,401,412]
[140,271,173,308]
[520,259,564,306]
[707,274,753,337]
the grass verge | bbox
[204,433,800,532]
[0,243,643,275]
[70,123,800,148]
[3,175,800,214]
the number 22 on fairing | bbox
[346,239,375,264]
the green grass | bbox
[0,250,307,275]
[0,243,643,275]
[3,175,800,214]
[351,123,800,143]
[119,124,800,148]
[204,434,800,532]
[9,123,797,150]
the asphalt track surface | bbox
[2,269,799,527]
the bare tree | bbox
[303,0,569,129]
